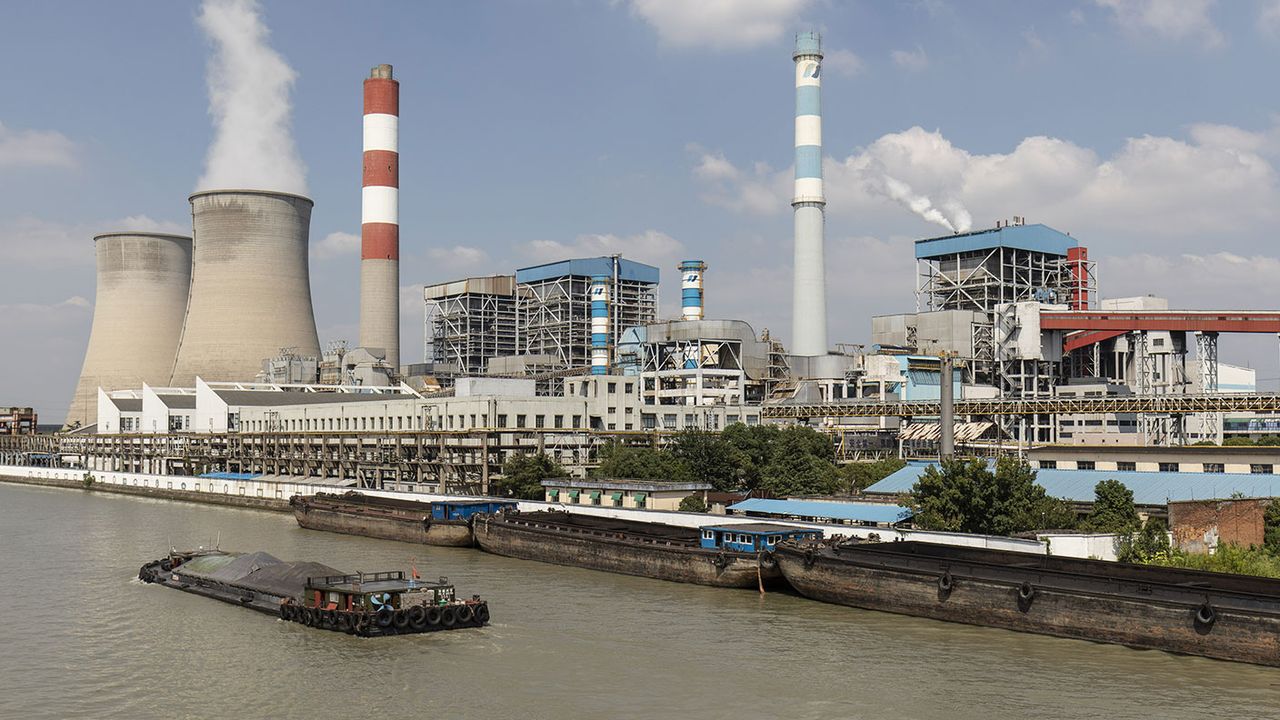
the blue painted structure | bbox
[515,256,660,285]
[590,274,609,375]
[867,461,1280,506]
[914,223,1077,260]
[699,523,823,552]
[199,472,261,481]
[728,498,914,525]
[430,500,517,521]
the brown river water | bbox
[2,481,1278,720]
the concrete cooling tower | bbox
[65,232,193,429]
[168,190,321,386]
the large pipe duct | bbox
[591,275,610,375]
[791,31,828,356]
[679,260,707,321]
[360,63,401,369]
[169,190,321,386]
[65,233,193,429]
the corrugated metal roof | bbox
[108,398,142,412]
[866,462,1280,505]
[515,256,660,285]
[728,498,914,523]
[156,394,197,409]
[214,390,404,407]
[914,223,1076,260]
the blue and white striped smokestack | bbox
[791,31,828,357]
[679,260,707,321]
[590,274,610,375]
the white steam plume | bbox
[195,0,307,195]
[880,176,972,233]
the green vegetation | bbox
[593,443,693,482]
[496,453,565,500]
[678,494,709,513]
[905,457,1076,535]
[1265,499,1280,554]
[81,472,95,489]
[1083,479,1140,534]
[841,458,906,494]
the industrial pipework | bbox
[591,275,610,375]
[66,233,193,428]
[791,31,828,357]
[679,260,707,321]
[360,63,401,369]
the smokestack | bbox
[169,190,321,385]
[360,63,401,369]
[591,275,610,375]
[679,260,707,321]
[791,31,828,357]
[65,233,193,429]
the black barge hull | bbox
[474,511,775,588]
[290,493,473,547]
[775,541,1280,666]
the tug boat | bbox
[139,549,490,636]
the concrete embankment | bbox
[0,471,289,512]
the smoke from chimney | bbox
[195,0,307,195]
[881,176,972,233]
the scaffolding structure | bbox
[423,276,518,376]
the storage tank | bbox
[169,189,321,386]
[65,232,193,429]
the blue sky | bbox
[5,0,1280,422]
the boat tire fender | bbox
[456,604,475,624]
[392,609,411,631]
[713,552,730,570]
[375,606,394,629]
[321,609,338,627]
[339,612,356,634]
[441,606,458,628]
[1017,582,1036,612]
[299,608,313,626]
[407,605,428,631]
[803,548,817,570]
[474,603,490,625]
[425,607,443,627]
[938,571,954,595]
[1195,603,1217,633]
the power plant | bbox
[359,63,401,369]
[65,233,193,429]
[168,190,321,386]
[790,31,828,357]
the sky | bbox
[5,0,1280,424]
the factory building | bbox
[423,275,518,376]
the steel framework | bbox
[762,393,1280,419]
[517,272,657,369]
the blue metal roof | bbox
[199,472,261,481]
[515,257,660,285]
[728,498,914,523]
[866,462,1280,505]
[914,223,1077,260]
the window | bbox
[554,415,564,429]
[1077,461,1095,470]
[590,491,602,505]
[768,535,781,545]
[607,407,616,415]
[497,414,508,428]
[535,415,545,429]
[625,383,633,394]
[737,534,752,544]
[1039,460,1057,469]
[727,415,739,425]
[572,415,582,429]
[568,490,580,504]
[1204,463,1225,473]
[642,414,656,430]
[608,382,617,394]
[1251,464,1273,474]
[1158,462,1178,472]
[1117,461,1136,472]
[612,492,623,507]
[702,530,714,540]
[516,415,527,428]
[663,413,677,429]
[634,493,646,508]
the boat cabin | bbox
[431,500,517,521]
[303,571,456,612]
[699,524,823,553]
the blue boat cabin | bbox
[699,523,823,552]
[430,500,517,521]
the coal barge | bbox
[474,510,820,588]
[139,549,490,636]
[776,540,1280,666]
[290,492,516,547]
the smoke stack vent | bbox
[590,275,610,375]
[360,63,401,369]
[791,31,828,356]
[679,260,707,321]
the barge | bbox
[775,540,1280,666]
[290,492,516,547]
[474,510,820,588]
[139,549,489,636]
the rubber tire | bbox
[374,606,394,628]
[440,606,458,628]
[407,605,428,631]
[474,603,490,624]
[1195,603,1217,631]
[160,559,173,572]
[456,604,475,624]
[392,609,411,631]
[279,603,289,620]
[300,608,313,626]
[425,607,443,627]
[338,613,355,634]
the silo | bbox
[169,189,321,386]
[65,233,193,429]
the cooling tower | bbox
[168,189,321,386]
[791,31,828,356]
[65,233,193,429]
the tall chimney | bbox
[360,63,401,369]
[590,275,610,375]
[791,31,828,356]
[679,260,707,321]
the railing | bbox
[763,393,1280,419]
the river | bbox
[1,481,1277,719]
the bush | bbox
[678,495,709,513]
[1084,479,1140,534]
[496,453,565,500]
[81,472,95,489]
[1150,543,1280,579]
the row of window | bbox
[1040,460,1268,474]
[547,489,642,508]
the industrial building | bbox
[423,275,518,376]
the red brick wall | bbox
[1169,499,1268,553]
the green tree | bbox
[841,458,906,494]
[1223,436,1255,446]
[678,494,709,513]
[670,429,747,491]
[1264,499,1280,555]
[1257,435,1280,446]
[593,443,692,482]
[907,457,1075,535]
[720,423,780,491]
[756,425,840,497]
[496,452,566,500]
[1118,517,1172,563]
[1084,479,1141,534]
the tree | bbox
[1118,517,1172,563]
[1264,499,1280,555]
[720,423,780,491]
[593,443,692,482]
[757,425,841,497]
[1223,436,1256,446]
[496,452,566,500]
[907,457,1075,535]
[678,494,709,513]
[670,429,747,491]
[1084,479,1141,534]
[841,458,906,494]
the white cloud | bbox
[0,214,187,267]
[312,231,360,260]
[1094,0,1224,47]
[691,148,788,215]
[628,0,811,50]
[426,244,489,271]
[522,229,684,268]
[1103,252,1280,309]
[824,48,865,76]
[0,121,77,169]
[891,45,929,71]
[1262,0,1280,36]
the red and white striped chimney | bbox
[360,63,400,370]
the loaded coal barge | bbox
[290,492,516,547]
[139,549,490,636]
[474,510,820,588]
[776,540,1280,666]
